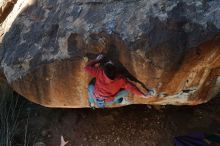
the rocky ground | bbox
[7,93,219,146]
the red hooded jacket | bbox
[85,60,144,102]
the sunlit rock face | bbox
[0,0,220,107]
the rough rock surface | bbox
[0,0,220,107]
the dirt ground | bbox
[12,93,220,146]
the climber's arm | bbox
[84,60,100,77]
[123,80,145,97]
[84,54,104,77]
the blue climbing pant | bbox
[88,83,128,108]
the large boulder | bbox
[0,0,220,107]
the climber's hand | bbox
[96,54,104,61]
[83,56,88,62]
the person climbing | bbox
[84,54,156,108]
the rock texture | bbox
[0,0,220,107]
[0,0,16,23]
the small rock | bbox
[147,105,152,109]
[95,136,98,139]
[117,137,120,141]
[33,142,46,146]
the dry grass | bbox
[0,84,30,146]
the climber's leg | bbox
[88,78,96,108]
[88,84,95,107]
[106,89,129,106]
[113,89,129,103]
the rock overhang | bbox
[0,0,220,107]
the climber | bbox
[84,54,156,108]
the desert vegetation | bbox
[0,84,30,146]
